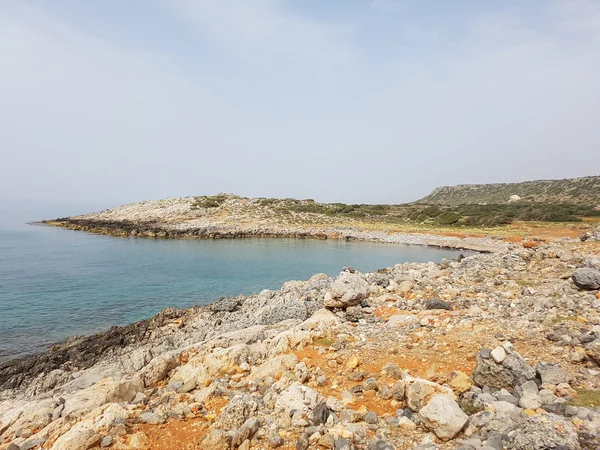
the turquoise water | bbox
[0,200,465,362]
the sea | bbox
[0,198,466,362]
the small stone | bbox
[364,378,379,391]
[318,433,335,449]
[490,347,506,363]
[449,371,472,394]
[139,411,165,424]
[317,375,328,386]
[364,411,378,424]
[268,432,284,448]
[100,435,113,448]
[296,434,310,450]
[346,355,360,370]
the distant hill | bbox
[417,176,600,206]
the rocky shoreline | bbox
[1,237,600,449]
[43,218,507,254]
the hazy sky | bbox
[1,0,599,205]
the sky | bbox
[1,0,599,206]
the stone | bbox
[424,298,453,310]
[318,433,335,449]
[386,315,418,328]
[391,381,405,401]
[345,306,364,322]
[406,378,454,412]
[490,347,506,363]
[586,339,600,365]
[202,430,231,450]
[535,362,569,385]
[232,418,260,448]
[368,440,395,450]
[323,272,369,308]
[268,432,284,448]
[518,380,542,410]
[248,354,298,380]
[381,363,403,379]
[364,411,378,424]
[418,394,468,441]
[214,393,258,430]
[296,434,310,450]
[449,371,472,394]
[20,435,47,450]
[502,413,579,450]
[346,355,360,370]
[312,403,331,425]
[100,435,113,448]
[472,347,535,389]
[572,267,600,290]
[139,411,164,425]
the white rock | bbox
[490,346,506,363]
[419,394,468,441]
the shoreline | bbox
[42,219,508,253]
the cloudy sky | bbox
[1,0,599,205]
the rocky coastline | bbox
[43,218,506,254]
[1,236,600,449]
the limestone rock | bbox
[418,394,468,441]
[323,272,369,308]
[503,413,579,450]
[572,267,600,290]
[472,347,535,389]
[535,362,569,385]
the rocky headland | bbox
[41,195,517,253]
[2,226,600,449]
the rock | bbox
[406,378,454,412]
[267,432,284,447]
[572,267,600,290]
[381,363,403,379]
[334,438,352,450]
[20,435,47,450]
[323,272,369,308]
[449,371,472,394]
[490,347,506,363]
[424,299,453,310]
[472,347,535,389]
[312,403,331,425]
[364,411,378,424]
[418,394,468,441]
[391,381,405,401]
[518,380,541,410]
[248,354,298,380]
[202,430,231,450]
[535,362,569,385]
[296,434,309,450]
[503,413,579,450]
[232,418,260,448]
[318,433,335,449]
[214,393,258,429]
[345,306,364,322]
[586,339,600,365]
[139,411,164,425]
[100,435,113,448]
[62,377,143,418]
[368,440,395,450]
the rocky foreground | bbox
[2,238,600,449]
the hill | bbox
[417,176,600,206]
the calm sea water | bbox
[0,199,465,362]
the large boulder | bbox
[418,394,468,441]
[323,272,369,309]
[572,267,600,290]
[472,345,536,390]
[535,362,570,385]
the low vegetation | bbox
[417,175,600,206]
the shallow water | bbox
[0,199,466,361]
